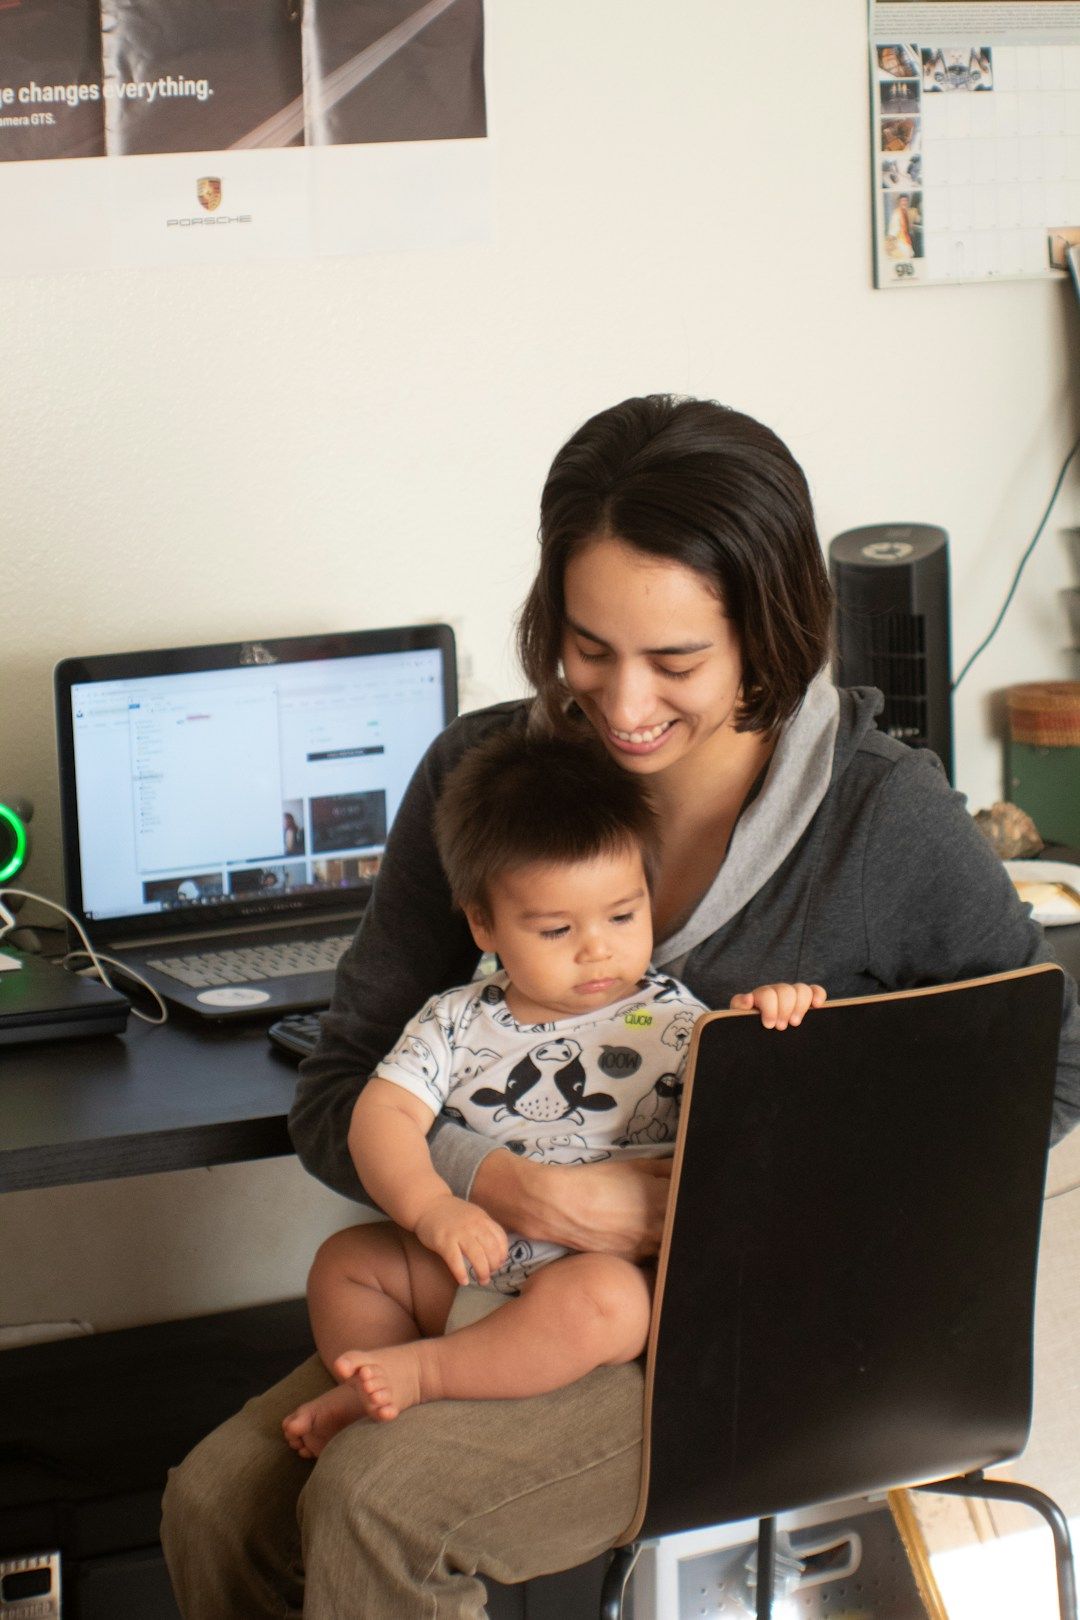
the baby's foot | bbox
[335,1344,428,1422]
[282,1381,366,1458]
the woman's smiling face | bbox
[561,534,744,779]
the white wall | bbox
[2,0,1078,1337]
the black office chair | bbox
[600,966,1078,1620]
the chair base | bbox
[601,1473,1078,1620]
[913,1470,1077,1620]
[599,1542,640,1620]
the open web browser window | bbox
[69,647,445,922]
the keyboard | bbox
[147,935,352,990]
[268,1010,325,1058]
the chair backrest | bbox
[622,966,1063,1544]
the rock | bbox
[972,801,1044,859]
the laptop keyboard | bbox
[147,935,352,989]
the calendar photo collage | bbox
[873,31,1080,287]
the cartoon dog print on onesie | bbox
[470,1039,618,1125]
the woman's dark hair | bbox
[434,731,660,917]
[517,394,833,736]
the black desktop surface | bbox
[0,1011,298,1192]
[2,904,1079,1195]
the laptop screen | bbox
[55,625,457,941]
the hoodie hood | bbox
[654,677,884,972]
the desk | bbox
[3,909,1079,1193]
[0,1013,314,1617]
[1050,925,1080,987]
[0,1013,299,1192]
[0,1014,612,1620]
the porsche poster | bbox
[0,0,487,270]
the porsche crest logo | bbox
[168,176,251,228]
[197,176,222,213]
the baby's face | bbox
[467,844,653,1025]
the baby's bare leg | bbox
[283,1222,457,1457]
[337,1253,652,1422]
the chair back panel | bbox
[628,967,1062,1544]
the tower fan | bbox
[829,524,954,782]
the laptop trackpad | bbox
[197,987,272,1008]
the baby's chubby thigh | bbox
[519,1253,653,1368]
[395,1226,465,1337]
[309,1219,460,1340]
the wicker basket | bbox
[1006,682,1080,748]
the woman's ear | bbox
[464,904,496,955]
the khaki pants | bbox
[160,1354,643,1619]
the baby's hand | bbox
[729,982,826,1030]
[414,1194,509,1287]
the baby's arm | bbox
[348,1080,508,1286]
[729,982,827,1030]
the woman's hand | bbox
[729,981,827,1030]
[413,1193,509,1287]
[470,1151,672,1259]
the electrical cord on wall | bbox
[0,886,168,1025]
[951,429,1080,691]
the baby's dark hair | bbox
[434,731,660,916]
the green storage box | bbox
[1006,682,1080,846]
[1008,740,1080,847]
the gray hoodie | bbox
[290,683,1080,1204]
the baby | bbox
[284,732,824,1457]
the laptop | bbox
[55,624,457,1021]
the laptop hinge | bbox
[113,909,364,951]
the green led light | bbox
[0,801,28,883]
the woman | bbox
[161,395,1080,1619]
[884,192,915,261]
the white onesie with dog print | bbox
[376,968,707,1293]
